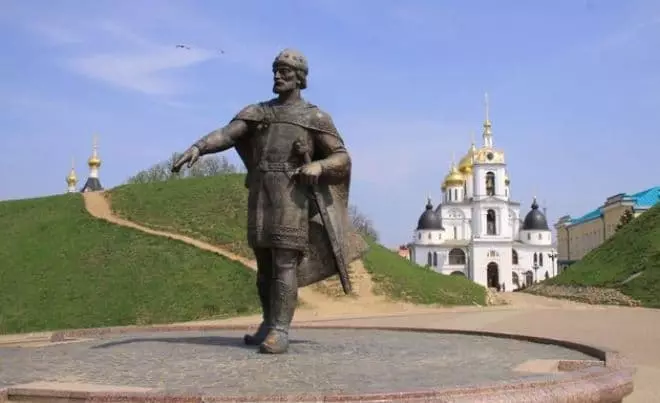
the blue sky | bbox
[1,0,659,247]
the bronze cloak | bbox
[230,100,368,287]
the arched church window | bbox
[539,253,544,267]
[448,248,466,265]
[486,209,497,235]
[486,172,495,196]
[512,249,519,265]
[453,226,457,239]
[533,252,538,265]
[427,252,432,266]
[433,252,438,267]
[453,189,458,201]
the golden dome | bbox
[443,164,465,188]
[88,155,101,167]
[458,142,477,174]
[66,168,77,185]
[88,135,101,167]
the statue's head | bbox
[272,48,308,94]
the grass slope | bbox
[110,174,252,258]
[363,241,486,305]
[538,204,660,307]
[110,175,487,306]
[0,193,259,335]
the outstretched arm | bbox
[193,120,250,155]
[171,119,251,173]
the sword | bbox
[294,140,353,295]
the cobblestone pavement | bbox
[297,296,660,403]
[0,329,593,396]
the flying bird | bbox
[175,44,225,54]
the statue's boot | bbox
[260,249,299,355]
[244,249,272,346]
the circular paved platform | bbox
[0,326,634,402]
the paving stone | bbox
[0,329,595,396]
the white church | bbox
[408,96,556,292]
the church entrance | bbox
[525,271,534,286]
[487,262,499,289]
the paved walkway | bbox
[289,293,659,403]
[2,328,597,396]
[1,293,655,401]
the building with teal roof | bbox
[554,185,659,269]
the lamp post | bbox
[466,218,473,280]
[465,249,472,281]
[548,250,558,277]
[533,263,539,284]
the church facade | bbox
[408,97,556,291]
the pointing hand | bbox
[171,146,200,173]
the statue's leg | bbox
[243,247,273,345]
[259,247,300,354]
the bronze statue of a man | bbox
[172,48,358,354]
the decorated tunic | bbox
[230,98,351,251]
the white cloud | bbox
[59,20,221,96]
[30,24,84,45]
[68,46,218,96]
[21,2,360,100]
[26,12,223,97]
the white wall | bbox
[415,229,444,246]
[445,185,465,203]
[520,230,552,246]
[472,244,514,290]
[517,246,557,281]
[472,201,514,240]
[473,164,507,198]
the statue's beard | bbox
[273,79,298,94]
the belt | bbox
[257,161,300,172]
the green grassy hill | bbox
[0,193,259,335]
[109,174,487,306]
[362,240,486,305]
[529,204,660,307]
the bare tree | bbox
[348,204,379,241]
[126,154,242,184]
